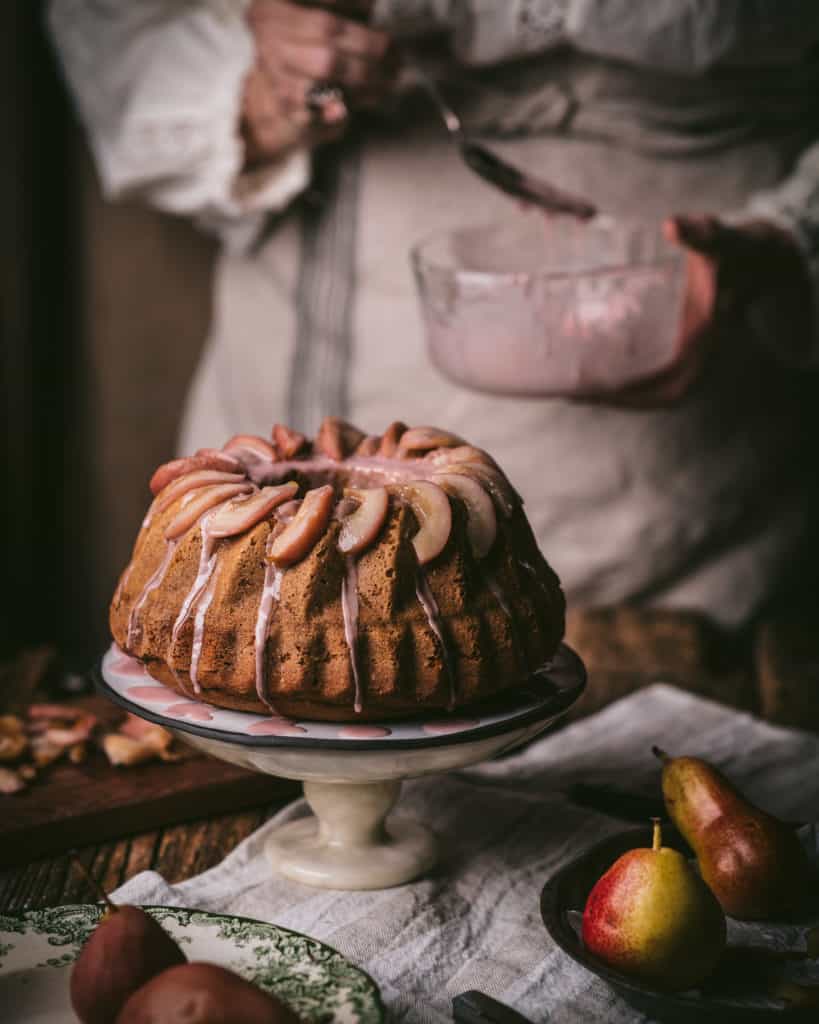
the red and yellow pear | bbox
[582,820,726,991]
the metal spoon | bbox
[411,66,597,220]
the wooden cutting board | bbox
[3,695,299,868]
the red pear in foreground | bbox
[654,747,814,920]
[71,905,186,1024]
[582,820,726,991]
[115,962,302,1024]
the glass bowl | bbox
[411,214,687,397]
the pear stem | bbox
[652,746,670,763]
[651,817,663,851]
[69,852,117,912]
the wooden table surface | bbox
[0,805,286,914]
[3,604,817,916]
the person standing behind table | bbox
[49,1,819,628]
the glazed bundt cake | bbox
[110,419,565,721]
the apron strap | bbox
[289,134,362,434]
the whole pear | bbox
[655,747,814,920]
[71,904,187,1024]
[582,820,726,991]
[115,962,302,1024]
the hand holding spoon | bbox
[409,64,597,220]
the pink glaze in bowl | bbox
[411,213,686,397]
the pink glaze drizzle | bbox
[127,540,179,649]
[486,572,512,618]
[242,452,442,490]
[189,565,220,694]
[171,523,219,650]
[415,566,457,710]
[485,570,528,675]
[340,555,363,713]
[253,548,284,711]
[168,663,195,699]
[113,562,135,609]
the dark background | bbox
[2,2,216,673]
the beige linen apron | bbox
[179,54,818,625]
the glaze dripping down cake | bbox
[110,419,565,721]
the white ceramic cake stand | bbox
[97,644,585,890]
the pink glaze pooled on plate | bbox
[164,702,215,721]
[337,725,392,739]
[245,719,308,736]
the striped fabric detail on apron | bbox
[288,136,362,435]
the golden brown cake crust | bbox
[110,427,566,722]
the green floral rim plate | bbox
[0,904,384,1023]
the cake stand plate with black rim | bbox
[96,643,586,890]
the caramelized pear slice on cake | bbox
[153,470,247,515]
[268,485,335,565]
[272,423,309,459]
[439,462,519,517]
[316,416,366,460]
[377,420,408,457]
[150,453,243,495]
[390,481,452,564]
[338,487,389,555]
[354,435,381,456]
[434,473,497,558]
[164,483,254,540]
[396,426,465,457]
[208,483,299,538]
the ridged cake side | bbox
[111,503,564,721]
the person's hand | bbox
[578,215,812,409]
[241,0,395,166]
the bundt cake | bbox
[110,418,565,721]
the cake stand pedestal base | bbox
[265,780,437,889]
[98,643,587,890]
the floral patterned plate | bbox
[0,904,383,1023]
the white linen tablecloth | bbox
[114,685,819,1022]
